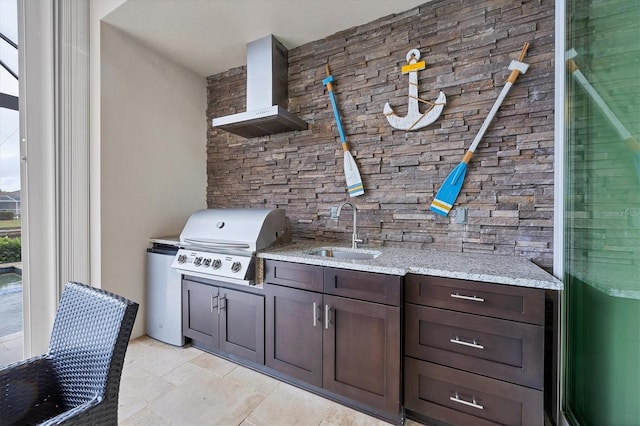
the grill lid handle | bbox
[183,238,251,249]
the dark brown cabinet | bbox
[265,284,323,386]
[404,358,543,426]
[183,278,219,348]
[404,274,546,426]
[264,260,401,418]
[183,278,265,364]
[182,254,553,424]
[322,294,400,414]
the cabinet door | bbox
[219,288,265,364]
[182,279,219,349]
[323,294,401,414]
[265,284,323,386]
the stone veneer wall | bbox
[206,0,555,269]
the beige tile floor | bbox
[1,333,426,425]
[120,336,422,426]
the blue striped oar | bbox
[430,42,530,216]
[566,48,640,178]
[323,64,364,197]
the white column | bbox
[54,0,91,285]
[18,0,91,356]
[18,0,58,356]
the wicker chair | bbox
[0,282,139,425]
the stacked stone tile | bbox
[206,0,555,269]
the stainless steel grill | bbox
[171,208,286,285]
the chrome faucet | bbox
[336,202,363,249]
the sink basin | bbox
[308,247,381,261]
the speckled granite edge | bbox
[257,241,564,290]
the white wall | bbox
[100,23,207,338]
[89,0,126,315]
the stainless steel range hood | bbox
[212,35,307,138]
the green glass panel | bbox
[565,0,640,425]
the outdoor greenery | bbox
[0,237,21,263]
[0,219,21,229]
[0,211,14,220]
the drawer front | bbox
[405,274,545,325]
[405,305,544,389]
[404,357,543,426]
[324,267,401,306]
[264,260,323,292]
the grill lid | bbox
[179,208,286,254]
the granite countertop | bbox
[257,241,563,290]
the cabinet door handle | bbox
[210,294,218,313]
[324,304,330,329]
[450,392,484,410]
[313,302,318,327]
[450,337,484,350]
[450,293,485,302]
[218,294,226,314]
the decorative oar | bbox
[430,42,530,216]
[323,64,364,197]
[566,48,640,178]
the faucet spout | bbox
[336,202,363,249]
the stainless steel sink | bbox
[308,247,381,261]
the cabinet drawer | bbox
[405,305,544,389]
[404,357,543,426]
[324,268,401,306]
[405,274,545,325]
[264,260,323,292]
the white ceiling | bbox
[103,0,427,77]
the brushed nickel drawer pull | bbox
[450,337,484,350]
[313,302,318,327]
[450,293,485,302]
[450,392,484,410]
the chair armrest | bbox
[39,395,103,426]
[0,355,63,425]
[0,354,52,395]
[0,354,49,374]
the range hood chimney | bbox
[211,35,307,138]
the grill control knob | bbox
[231,261,242,273]
[211,259,222,269]
[203,258,211,267]
[194,257,203,266]
[177,254,187,264]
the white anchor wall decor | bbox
[383,48,446,131]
